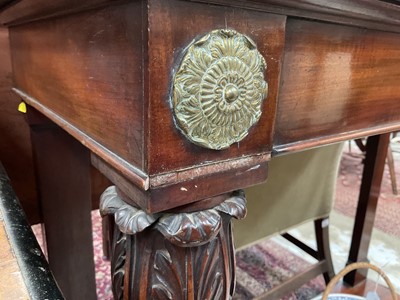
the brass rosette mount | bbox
[172,29,268,150]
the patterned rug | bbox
[234,240,325,299]
[334,146,400,238]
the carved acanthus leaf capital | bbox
[156,210,222,247]
[100,186,247,247]
[100,186,156,235]
[214,189,247,219]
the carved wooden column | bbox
[100,186,246,299]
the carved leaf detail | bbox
[101,187,243,299]
[215,190,247,220]
[100,186,157,234]
[99,186,122,216]
[194,238,224,300]
[110,227,126,300]
[152,242,185,300]
[114,204,156,235]
[156,210,222,247]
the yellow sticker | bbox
[18,102,27,113]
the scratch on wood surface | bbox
[150,153,270,188]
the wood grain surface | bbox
[146,0,285,174]
[183,0,400,34]
[0,0,122,25]
[1,27,111,223]
[8,0,286,184]
[0,27,40,224]
[274,18,400,153]
[2,1,400,298]
[28,109,97,299]
[2,0,400,34]
[4,0,400,211]
[9,2,145,169]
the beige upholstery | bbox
[233,142,344,249]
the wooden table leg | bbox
[386,143,398,195]
[100,186,246,299]
[27,109,97,299]
[344,133,390,286]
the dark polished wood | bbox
[100,187,246,299]
[274,19,400,153]
[185,0,400,34]
[0,0,13,10]
[6,0,287,211]
[27,109,97,300]
[0,27,109,224]
[344,134,391,286]
[122,222,235,300]
[5,0,400,210]
[144,0,285,175]
[2,0,400,298]
[0,0,122,25]
[2,0,400,33]
[9,2,145,169]
[0,27,40,224]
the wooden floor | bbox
[0,211,30,299]
[333,279,399,300]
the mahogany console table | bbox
[1,1,400,299]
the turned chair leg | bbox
[264,217,335,299]
[386,144,398,195]
[314,218,335,284]
[281,217,335,284]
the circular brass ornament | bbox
[172,29,268,150]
